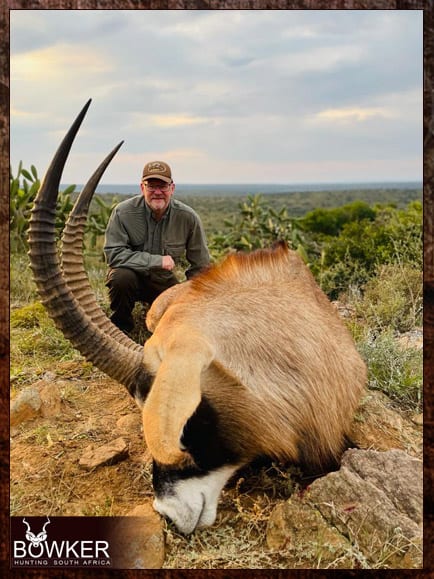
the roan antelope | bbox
[28,101,366,534]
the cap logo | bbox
[147,162,167,173]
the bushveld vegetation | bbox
[10,164,422,412]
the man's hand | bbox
[161,255,175,271]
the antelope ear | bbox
[146,282,191,332]
[142,330,215,465]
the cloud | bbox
[11,43,112,81]
[312,106,392,124]
[10,107,49,121]
[149,114,212,128]
[10,10,422,184]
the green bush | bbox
[357,331,422,412]
[10,162,118,254]
[353,264,422,333]
[328,202,421,266]
[10,163,76,253]
[209,194,307,261]
[315,251,372,298]
[300,200,376,237]
[85,196,119,249]
[10,253,39,308]
[10,302,47,329]
[309,201,422,299]
[10,163,40,253]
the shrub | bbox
[315,251,372,299]
[10,302,47,329]
[10,254,39,308]
[209,194,307,261]
[309,202,422,298]
[10,163,76,253]
[353,264,422,333]
[300,200,376,237]
[357,331,422,412]
[85,196,119,249]
[10,162,118,254]
[10,163,40,253]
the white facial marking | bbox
[153,465,239,534]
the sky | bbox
[10,10,423,185]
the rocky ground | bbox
[10,354,423,570]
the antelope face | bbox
[152,462,238,534]
[150,394,243,534]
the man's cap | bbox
[142,161,172,184]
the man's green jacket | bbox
[104,195,210,279]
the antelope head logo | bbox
[22,518,50,547]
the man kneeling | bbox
[104,161,210,334]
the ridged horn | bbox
[60,140,143,353]
[27,100,152,402]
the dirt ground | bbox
[10,357,423,569]
[11,362,154,517]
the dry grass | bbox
[162,464,301,569]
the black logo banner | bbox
[10,516,160,569]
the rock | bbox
[306,449,422,568]
[38,382,62,418]
[350,391,422,458]
[10,381,62,428]
[79,437,129,470]
[411,413,423,426]
[266,499,352,568]
[341,449,422,524]
[266,448,422,568]
[110,503,165,568]
[10,388,41,427]
[116,413,142,434]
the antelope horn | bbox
[60,139,142,353]
[22,518,31,533]
[28,100,152,403]
[42,517,50,533]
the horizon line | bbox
[60,179,423,187]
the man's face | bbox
[141,178,174,215]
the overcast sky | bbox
[10,10,422,185]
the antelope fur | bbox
[143,244,366,470]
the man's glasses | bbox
[144,183,171,193]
